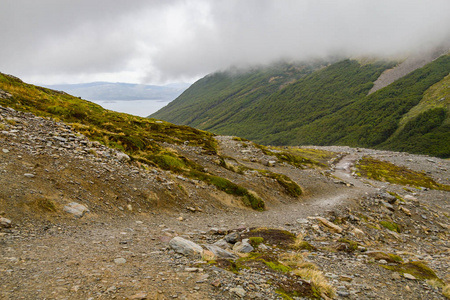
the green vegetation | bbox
[381,261,441,281]
[219,156,302,197]
[255,145,327,169]
[356,156,450,191]
[337,238,359,252]
[379,221,402,233]
[152,55,450,157]
[257,170,302,197]
[0,73,265,210]
[248,237,265,248]
[368,251,404,263]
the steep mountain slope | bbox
[150,60,331,126]
[150,55,450,158]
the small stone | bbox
[114,257,127,265]
[185,267,199,272]
[177,216,184,221]
[224,232,240,244]
[0,217,12,228]
[211,279,221,287]
[2,149,9,153]
[337,290,350,297]
[128,292,148,300]
[296,218,309,224]
[314,216,343,233]
[230,287,246,298]
[213,239,231,249]
[63,202,89,218]
[233,239,254,253]
[196,274,209,283]
[340,275,353,282]
[391,273,401,280]
[24,173,35,178]
[378,259,388,264]
[403,273,416,280]
[205,244,237,259]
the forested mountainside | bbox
[151,55,450,158]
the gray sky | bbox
[1,0,449,85]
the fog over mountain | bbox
[1,0,449,85]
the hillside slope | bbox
[151,56,450,158]
[1,73,449,300]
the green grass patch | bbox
[381,261,441,281]
[248,237,265,248]
[379,221,402,233]
[257,170,302,197]
[356,156,450,191]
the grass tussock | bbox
[294,268,336,299]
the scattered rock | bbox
[224,232,240,244]
[403,273,416,280]
[0,216,12,228]
[114,257,127,265]
[204,244,237,259]
[314,216,343,233]
[169,237,203,257]
[230,287,246,298]
[233,239,254,253]
[63,202,89,218]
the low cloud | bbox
[1,0,449,84]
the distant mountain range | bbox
[151,51,450,158]
[44,81,191,101]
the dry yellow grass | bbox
[294,267,335,299]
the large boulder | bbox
[169,237,203,258]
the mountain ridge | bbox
[151,54,450,158]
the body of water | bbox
[90,99,170,117]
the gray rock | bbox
[63,202,89,218]
[296,218,309,224]
[213,239,231,249]
[2,148,9,153]
[0,216,12,228]
[337,290,350,297]
[381,201,394,211]
[114,257,126,265]
[224,231,240,244]
[230,287,246,298]
[24,173,35,178]
[404,273,416,280]
[233,239,254,253]
[116,152,130,162]
[169,237,203,257]
[204,244,237,259]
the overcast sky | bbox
[1,0,449,85]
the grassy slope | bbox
[151,56,450,158]
[150,61,328,127]
[0,73,266,210]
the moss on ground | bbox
[381,261,441,281]
[356,156,450,191]
[379,220,402,233]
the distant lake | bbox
[90,99,171,117]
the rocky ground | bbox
[0,106,449,299]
